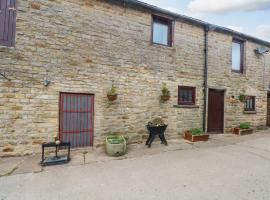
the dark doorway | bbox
[207,89,224,133]
[267,93,270,126]
[59,93,94,148]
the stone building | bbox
[0,0,270,156]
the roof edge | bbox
[118,0,270,47]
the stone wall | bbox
[0,0,269,156]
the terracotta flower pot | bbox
[107,94,117,101]
[233,128,253,135]
[161,95,170,101]
[183,131,209,142]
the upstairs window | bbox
[244,96,255,111]
[152,15,172,46]
[232,39,244,73]
[0,0,17,47]
[178,86,196,105]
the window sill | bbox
[173,105,199,109]
[151,42,175,49]
[243,111,257,114]
[231,70,243,74]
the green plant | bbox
[107,85,117,96]
[239,122,251,129]
[161,83,170,97]
[148,117,166,126]
[238,94,246,102]
[189,128,203,135]
[106,134,125,144]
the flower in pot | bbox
[160,83,170,101]
[183,128,209,142]
[233,122,253,135]
[107,85,117,101]
[105,134,127,156]
[238,93,249,102]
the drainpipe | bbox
[203,25,209,132]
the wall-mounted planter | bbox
[107,94,117,101]
[233,128,253,135]
[160,95,170,101]
[105,135,127,157]
[183,131,209,142]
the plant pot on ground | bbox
[183,128,209,142]
[105,135,127,156]
[107,84,117,101]
[233,122,253,135]
[160,83,170,101]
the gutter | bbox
[203,25,209,132]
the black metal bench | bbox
[41,142,71,166]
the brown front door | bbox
[267,93,270,126]
[207,89,224,133]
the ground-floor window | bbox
[244,96,255,111]
[178,86,196,105]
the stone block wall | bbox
[0,0,269,156]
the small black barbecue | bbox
[146,124,168,148]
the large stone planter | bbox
[105,135,127,157]
[233,128,253,135]
[183,131,209,142]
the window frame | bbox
[151,15,173,47]
[178,86,196,105]
[231,38,244,73]
[244,96,256,111]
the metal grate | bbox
[59,93,94,148]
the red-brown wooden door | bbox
[267,93,270,126]
[59,93,94,148]
[207,89,224,133]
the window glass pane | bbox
[179,87,195,104]
[232,42,241,71]
[244,96,255,110]
[153,21,168,45]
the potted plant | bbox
[107,84,117,101]
[233,122,253,135]
[183,128,209,142]
[105,135,127,156]
[238,93,249,102]
[160,83,170,101]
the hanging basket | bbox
[161,95,170,101]
[107,94,117,101]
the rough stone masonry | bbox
[0,0,269,156]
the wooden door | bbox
[59,93,94,148]
[0,0,16,46]
[207,89,224,133]
[267,94,270,126]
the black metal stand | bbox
[41,142,71,166]
[146,125,168,148]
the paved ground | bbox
[1,131,270,200]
